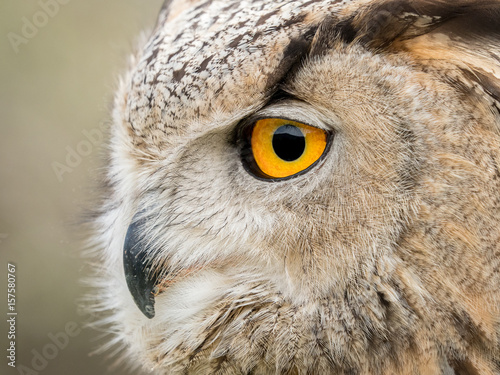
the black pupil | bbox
[272,125,306,162]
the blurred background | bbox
[1,1,164,374]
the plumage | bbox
[88,0,500,374]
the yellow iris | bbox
[251,118,328,179]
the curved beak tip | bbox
[123,215,159,320]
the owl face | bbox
[93,0,500,374]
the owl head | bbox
[90,0,500,373]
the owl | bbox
[88,0,500,374]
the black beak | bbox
[123,214,159,319]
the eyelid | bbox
[248,101,336,132]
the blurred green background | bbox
[1,1,164,374]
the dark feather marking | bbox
[197,54,215,73]
[308,15,350,56]
[145,46,161,67]
[460,68,500,105]
[255,8,280,26]
[491,152,500,180]
[281,13,307,29]
[264,26,318,92]
[220,2,239,13]
[353,1,465,48]
[449,357,481,375]
[308,0,500,52]
[172,61,189,83]
[191,0,215,14]
[228,34,245,49]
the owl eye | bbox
[242,118,330,180]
